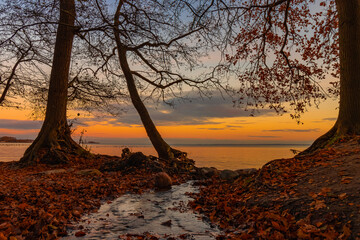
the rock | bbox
[200,167,219,177]
[121,148,130,158]
[171,148,187,159]
[161,220,172,227]
[154,172,172,189]
[126,152,147,167]
[220,169,239,181]
[76,169,102,176]
[235,168,258,176]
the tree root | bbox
[19,124,89,166]
[297,125,339,157]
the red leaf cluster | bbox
[226,0,338,122]
[190,137,360,239]
[0,154,189,239]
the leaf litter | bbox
[2,137,360,239]
[190,137,360,239]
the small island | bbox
[0,136,33,143]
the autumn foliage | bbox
[190,137,360,239]
[0,153,193,239]
[227,0,338,121]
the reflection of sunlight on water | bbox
[64,181,220,239]
[0,143,308,169]
[0,143,30,162]
[89,144,308,170]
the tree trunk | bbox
[116,45,175,159]
[112,5,177,159]
[20,0,84,165]
[301,0,360,154]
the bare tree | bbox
[73,0,236,159]
[20,0,84,164]
[0,0,55,107]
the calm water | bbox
[64,181,220,239]
[0,143,307,170]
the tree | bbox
[20,0,84,164]
[304,0,360,153]
[112,0,180,159]
[76,0,234,159]
[0,0,55,107]
[226,0,355,153]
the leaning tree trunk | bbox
[113,5,177,160]
[301,0,360,154]
[20,0,84,165]
[116,45,175,160]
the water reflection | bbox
[64,181,220,239]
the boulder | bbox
[154,172,172,189]
[220,169,239,181]
[121,148,130,158]
[200,167,219,177]
[235,168,258,176]
[126,152,147,167]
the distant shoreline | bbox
[0,136,33,143]
[0,136,310,147]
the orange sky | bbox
[0,97,338,145]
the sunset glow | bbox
[1,98,338,144]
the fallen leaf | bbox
[0,223,11,230]
[75,231,86,237]
[315,221,323,227]
[339,224,351,239]
[319,187,331,196]
[271,221,285,231]
[339,193,347,200]
[297,229,311,239]
[301,224,319,233]
[341,177,353,184]
[0,233,6,240]
[310,200,326,210]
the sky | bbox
[0,0,338,145]
[0,94,338,145]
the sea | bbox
[0,143,308,170]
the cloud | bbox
[197,127,226,130]
[322,118,337,121]
[0,119,42,130]
[80,94,273,127]
[263,128,320,133]
[248,135,280,138]
[226,125,243,128]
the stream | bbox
[63,181,221,239]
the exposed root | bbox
[40,149,69,165]
[19,124,89,166]
[297,125,339,157]
[170,147,187,160]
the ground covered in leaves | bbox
[190,137,360,239]
[0,150,195,240]
[3,138,360,240]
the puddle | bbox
[63,181,220,239]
